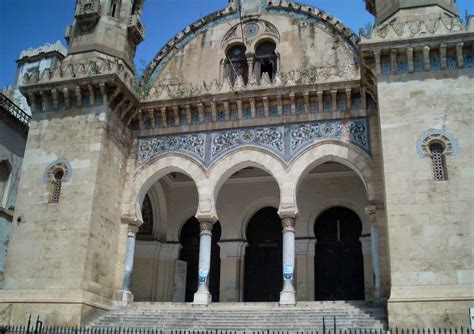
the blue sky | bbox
[0,0,472,88]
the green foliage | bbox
[132,59,151,100]
[89,61,99,74]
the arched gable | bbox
[141,1,360,91]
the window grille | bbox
[397,61,408,73]
[309,102,318,113]
[447,57,457,69]
[414,59,423,72]
[269,105,278,117]
[337,100,346,112]
[430,58,441,70]
[51,170,64,203]
[430,143,447,181]
[381,62,391,74]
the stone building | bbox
[0,0,472,329]
[0,93,29,285]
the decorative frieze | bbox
[137,117,370,166]
[360,16,473,42]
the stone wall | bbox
[0,104,132,326]
[377,70,474,327]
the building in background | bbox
[0,0,472,330]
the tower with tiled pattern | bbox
[360,0,473,327]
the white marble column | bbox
[121,217,143,303]
[365,205,381,300]
[280,217,296,305]
[193,221,214,305]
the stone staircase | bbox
[89,301,387,332]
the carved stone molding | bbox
[416,128,458,158]
[199,221,214,235]
[281,217,296,232]
[43,159,72,184]
[137,117,370,167]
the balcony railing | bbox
[0,92,31,128]
[128,14,145,44]
[74,0,101,31]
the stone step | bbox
[89,301,387,331]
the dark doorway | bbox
[179,218,221,302]
[314,207,365,301]
[244,207,282,302]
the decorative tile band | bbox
[138,117,370,167]
[416,128,458,158]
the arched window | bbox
[429,142,448,181]
[137,194,153,237]
[225,45,248,84]
[51,169,64,203]
[0,161,11,207]
[254,41,277,81]
[109,0,120,18]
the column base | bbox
[193,290,212,305]
[279,290,296,305]
[122,290,134,304]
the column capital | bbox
[281,217,296,232]
[121,215,143,235]
[364,203,382,226]
[199,221,214,235]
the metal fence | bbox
[2,325,473,334]
[1,317,472,334]
[0,92,31,128]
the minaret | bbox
[65,0,145,68]
[361,0,473,328]
[1,0,145,325]
[365,0,457,24]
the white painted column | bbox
[365,205,381,300]
[280,217,296,305]
[121,217,142,303]
[193,221,214,305]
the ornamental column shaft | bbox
[193,220,214,305]
[121,217,142,303]
[280,216,296,305]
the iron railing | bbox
[2,326,473,334]
[0,92,31,128]
[1,317,473,334]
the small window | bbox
[255,41,277,81]
[51,169,65,203]
[429,142,448,181]
[109,0,120,18]
[225,45,248,85]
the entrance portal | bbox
[244,207,282,302]
[314,207,365,301]
[179,218,221,302]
